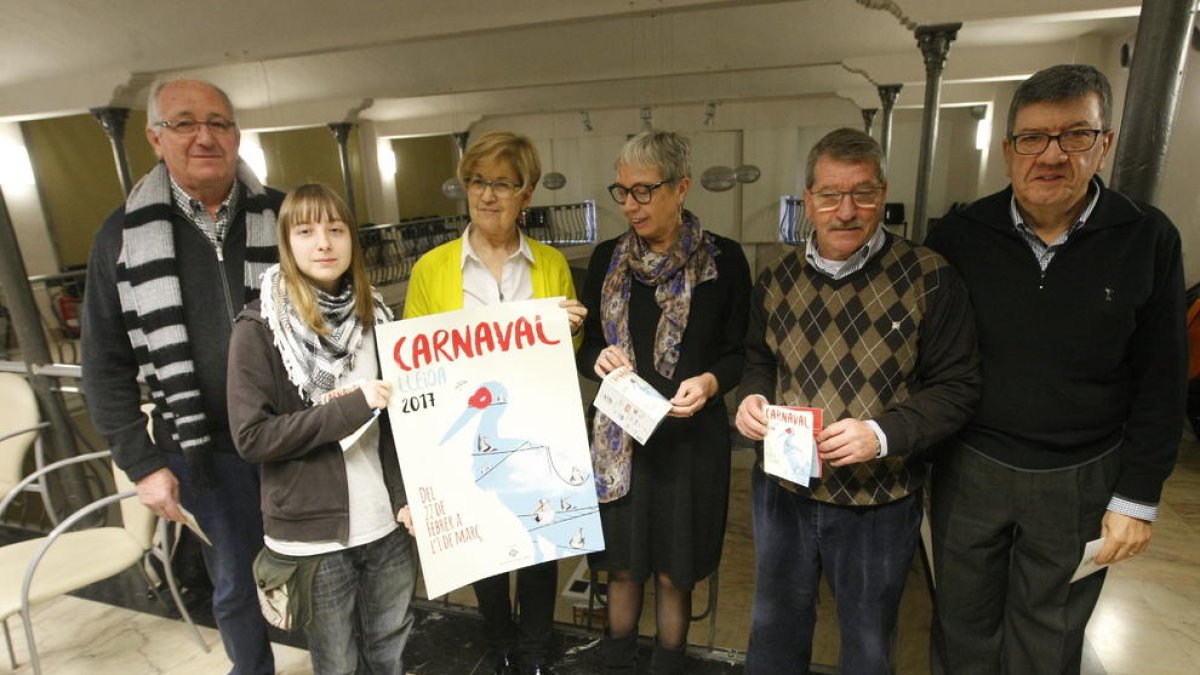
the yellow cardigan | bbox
[402,235,583,349]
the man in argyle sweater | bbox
[735,128,980,675]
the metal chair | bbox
[0,451,209,674]
[0,373,55,527]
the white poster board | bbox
[376,298,604,598]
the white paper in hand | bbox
[594,366,671,444]
[177,506,213,547]
[1070,537,1110,582]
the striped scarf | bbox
[259,264,393,405]
[117,160,277,488]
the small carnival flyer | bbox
[763,405,823,485]
[593,366,672,445]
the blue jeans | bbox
[304,528,417,674]
[169,451,273,675]
[746,464,920,675]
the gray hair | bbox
[615,130,691,182]
[1007,64,1112,137]
[805,128,886,189]
[146,79,236,136]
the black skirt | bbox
[588,404,731,590]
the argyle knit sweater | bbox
[739,234,980,506]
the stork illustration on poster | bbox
[376,297,603,598]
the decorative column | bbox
[0,192,87,516]
[1111,0,1197,205]
[910,23,960,243]
[89,107,134,196]
[877,84,902,158]
[328,122,358,223]
[861,108,878,136]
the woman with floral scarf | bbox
[578,130,751,674]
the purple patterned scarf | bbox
[590,209,719,502]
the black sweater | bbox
[925,183,1186,505]
[82,187,286,482]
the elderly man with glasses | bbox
[734,127,981,675]
[82,79,284,674]
[925,64,1186,675]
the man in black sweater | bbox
[925,64,1186,675]
[82,79,283,674]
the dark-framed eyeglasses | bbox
[807,186,883,212]
[153,118,238,136]
[1009,129,1107,156]
[607,180,673,205]
[464,176,524,199]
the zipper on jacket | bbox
[213,239,237,324]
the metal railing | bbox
[778,195,810,245]
[359,215,470,287]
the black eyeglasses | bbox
[807,187,884,212]
[464,176,523,199]
[607,181,673,205]
[1010,129,1107,155]
[153,118,238,136]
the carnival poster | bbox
[376,297,603,598]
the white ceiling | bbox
[0,0,1142,131]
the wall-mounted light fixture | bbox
[238,132,269,184]
[971,105,990,152]
[0,144,35,186]
[703,101,717,127]
[442,177,466,200]
[377,140,397,176]
[542,172,567,190]
[700,165,737,191]
[735,165,761,184]
[640,106,652,131]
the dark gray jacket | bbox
[226,301,407,543]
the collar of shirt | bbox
[804,223,887,280]
[169,175,239,247]
[1009,177,1100,271]
[459,224,536,307]
[459,224,535,268]
[1009,177,1101,247]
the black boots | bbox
[601,634,687,673]
[601,634,638,674]
[650,643,687,675]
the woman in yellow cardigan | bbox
[403,131,585,675]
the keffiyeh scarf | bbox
[590,209,719,502]
[259,264,393,405]
[116,160,277,489]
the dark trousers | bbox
[931,446,1118,675]
[746,464,921,675]
[473,560,558,665]
[170,452,274,675]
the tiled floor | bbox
[2,436,1197,673]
